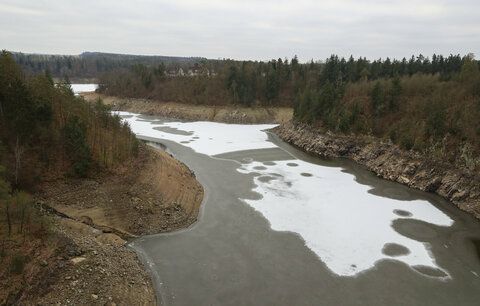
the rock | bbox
[424,177,442,192]
[79,215,94,226]
[91,294,98,300]
[452,190,468,201]
[71,257,87,265]
[403,163,417,175]
[40,260,48,267]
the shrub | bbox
[426,106,446,139]
[10,254,28,275]
[0,247,7,262]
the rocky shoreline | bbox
[273,122,480,219]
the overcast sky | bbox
[0,0,479,62]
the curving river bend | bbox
[117,111,480,305]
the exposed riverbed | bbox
[119,112,480,305]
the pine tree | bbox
[63,116,92,177]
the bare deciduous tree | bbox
[13,136,25,186]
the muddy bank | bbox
[82,92,292,124]
[273,121,480,219]
[1,205,156,305]
[40,146,204,236]
[2,145,203,305]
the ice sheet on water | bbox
[238,160,453,277]
[117,112,277,155]
[71,84,98,95]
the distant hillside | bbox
[9,51,209,79]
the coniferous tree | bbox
[63,116,92,177]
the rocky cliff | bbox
[273,122,480,219]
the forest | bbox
[10,51,480,171]
[293,55,480,171]
[11,51,207,79]
[97,53,472,106]
[0,50,138,252]
[98,53,480,170]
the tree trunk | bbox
[19,204,26,234]
[6,201,11,236]
[14,136,24,186]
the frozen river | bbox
[119,111,480,305]
[71,83,98,95]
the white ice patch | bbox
[117,112,277,155]
[238,160,454,277]
[71,84,98,95]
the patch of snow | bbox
[238,160,453,277]
[117,112,277,155]
[71,84,98,95]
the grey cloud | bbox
[0,0,479,61]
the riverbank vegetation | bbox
[293,55,480,171]
[1,51,138,185]
[0,50,139,303]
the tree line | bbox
[11,51,208,79]
[98,53,476,107]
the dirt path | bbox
[82,92,293,124]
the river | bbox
[116,111,480,305]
